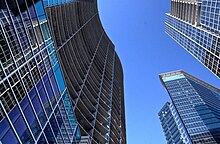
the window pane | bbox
[1,129,18,144]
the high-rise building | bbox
[165,0,220,78]
[159,70,220,144]
[158,102,191,144]
[0,0,126,144]
[44,1,126,144]
[0,0,80,143]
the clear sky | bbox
[98,0,220,144]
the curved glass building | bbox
[45,1,126,144]
[0,0,126,144]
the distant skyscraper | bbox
[45,0,126,144]
[165,0,220,78]
[160,70,220,144]
[158,102,191,144]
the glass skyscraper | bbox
[0,0,126,144]
[165,0,220,78]
[44,0,127,143]
[159,102,191,144]
[0,0,80,143]
[160,70,220,144]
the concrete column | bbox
[189,4,193,23]
[171,1,174,15]
[179,3,183,19]
[186,3,190,22]
[175,1,178,17]
[182,3,186,21]
[184,3,188,21]
[173,1,176,17]
[178,1,181,18]
[196,3,201,26]
[192,4,196,25]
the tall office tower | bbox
[0,0,80,144]
[158,102,192,144]
[160,70,220,144]
[165,0,220,78]
[44,0,126,144]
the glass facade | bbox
[160,70,220,144]
[165,0,220,78]
[0,0,79,143]
[0,0,126,144]
[158,102,191,144]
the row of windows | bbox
[166,14,220,55]
[165,15,220,77]
[201,0,220,33]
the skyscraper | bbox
[159,70,220,144]
[44,1,127,143]
[0,0,126,144]
[158,102,191,144]
[165,0,220,78]
[0,0,79,143]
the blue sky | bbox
[98,0,220,144]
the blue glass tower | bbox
[165,0,220,78]
[159,102,192,144]
[160,70,220,144]
[0,0,79,143]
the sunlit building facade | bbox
[165,0,220,78]
[44,0,127,143]
[159,102,191,144]
[160,70,220,144]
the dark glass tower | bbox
[160,70,220,144]
[165,0,220,78]
[0,0,79,143]
[45,1,127,144]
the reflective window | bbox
[24,105,41,139]
[32,96,46,127]
[14,116,33,143]
[9,106,20,123]
[35,1,46,21]
[54,63,65,93]
[44,124,56,143]
[1,129,18,144]
[37,134,47,144]
[0,118,10,139]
